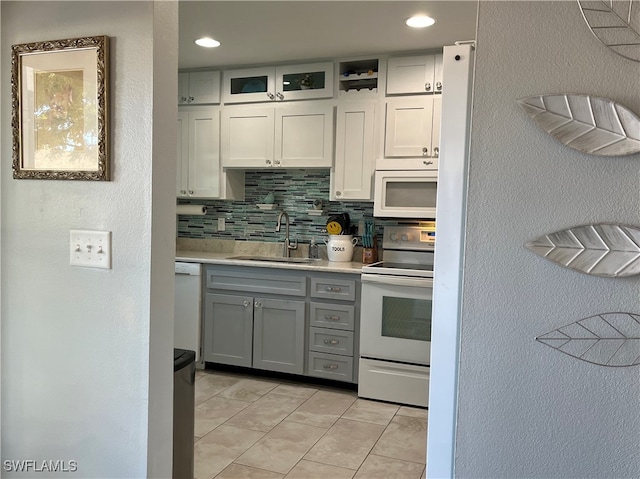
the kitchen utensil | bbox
[326,213,350,235]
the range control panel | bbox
[383,223,435,251]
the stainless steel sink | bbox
[228,255,320,264]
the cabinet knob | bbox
[254,301,261,308]
[266,160,272,166]
[276,92,284,100]
[274,160,280,166]
[243,300,250,307]
[267,92,275,100]
[180,189,187,195]
[433,147,439,158]
[188,96,194,103]
[422,147,429,157]
[436,81,442,91]
[323,339,340,345]
[180,96,187,102]
[188,190,194,195]
[423,160,434,166]
[425,82,432,92]
[335,191,342,196]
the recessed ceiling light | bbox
[406,15,436,28]
[195,37,220,48]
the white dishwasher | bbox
[174,262,202,365]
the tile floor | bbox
[194,368,428,479]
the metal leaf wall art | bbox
[537,312,640,366]
[525,223,640,277]
[517,94,640,156]
[578,0,640,62]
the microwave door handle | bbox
[361,274,433,288]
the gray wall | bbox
[456,2,640,477]
[1,2,176,476]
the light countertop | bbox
[176,250,364,274]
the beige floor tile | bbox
[353,454,425,479]
[269,383,318,399]
[396,405,428,419]
[215,463,284,479]
[195,395,252,438]
[285,390,357,428]
[224,393,306,432]
[304,418,385,470]
[195,373,243,405]
[370,415,427,464]
[217,378,279,402]
[195,425,265,479]
[341,399,399,426]
[235,420,328,474]
[284,460,355,479]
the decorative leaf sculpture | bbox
[517,94,640,156]
[525,224,640,277]
[536,312,640,366]
[578,0,640,62]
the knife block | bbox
[362,237,378,264]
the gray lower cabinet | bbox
[203,264,360,383]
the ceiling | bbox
[178,1,478,70]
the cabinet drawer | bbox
[310,277,356,301]
[206,266,306,296]
[309,327,354,356]
[309,302,354,331]
[308,352,354,382]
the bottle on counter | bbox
[309,238,318,259]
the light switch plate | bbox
[217,217,225,232]
[70,230,112,269]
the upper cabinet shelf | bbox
[222,62,334,104]
[338,58,380,96]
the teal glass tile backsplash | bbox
[177,169,403,243]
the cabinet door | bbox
[381,97,437,169]
[332,102,376,200]
[178,72,190,105]
[221,107,275,168]
[203,293,253,367]
[188,108,221,198]
[222,67,275,104]
[176,111,189,197]
[253,298,305,375]
[434,53,444,93]
[431,95,442,162]
[275,104,333,168]
[275,62,334,101]
[386,54,436,94]
[188,71,221,104]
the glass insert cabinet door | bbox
[223,62,334,103]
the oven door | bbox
[360,273,432,365]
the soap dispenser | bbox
[309,238,318,259]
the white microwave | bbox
[373,170,437,218]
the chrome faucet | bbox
[275,210,298,257]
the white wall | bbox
[0,2,176,477]
[455,2,640,477]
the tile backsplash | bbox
[177,169,405,244]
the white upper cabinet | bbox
[178,107,244,199]
[378,96,439,170]
[178,71,221,105]
[222,62,334,104]
[331,101,377,201]
[221,103,334,168]
[386,53,443,95]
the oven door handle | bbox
[361,273,433,288]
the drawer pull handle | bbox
[325,315,341,321]
[326,286,342,292]
[323,339,340,345]
[323,364,339,370]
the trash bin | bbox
[173,348,195,479]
